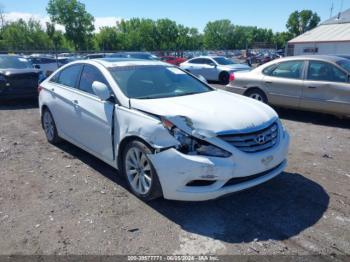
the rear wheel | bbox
[219,71,229,85]
[245,89,268,103]
[42,108,61,144]
[122,140,162,201]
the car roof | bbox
[280,55,344,63]
[92,58,169,68]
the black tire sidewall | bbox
[42,108,60,144]
[219,71,229,85]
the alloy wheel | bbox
[43,111,55,141]
[249,93,263,102]
[125,147,152,195]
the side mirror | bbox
[92,81,111,101]
[197,75,208,83]
[34,64,41,69]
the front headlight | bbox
[162,118,231,158]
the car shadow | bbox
[149,172,329,243]
[55,141,329,243]
[275,107,350,129]
[0,98,38,110]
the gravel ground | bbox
[0,91,349,256]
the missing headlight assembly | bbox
[161,116,231,158]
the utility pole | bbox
[330,0,334,18]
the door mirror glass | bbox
[92,81,111,100]
[197,75,208,83]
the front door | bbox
[73,64,115,162]
[301,60,350,115]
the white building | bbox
[287,9,350,56]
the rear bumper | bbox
[148,130,290,201]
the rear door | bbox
[185,58,204,75]
[301,60,350,115]
[199,58,218,80]
[48,64,83,140]
[262,60,305,108]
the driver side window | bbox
[307,61,347,83]
[78,65,108,95]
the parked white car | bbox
[39,59,289,201]
[180,56,251,84]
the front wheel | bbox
[122,140,162,201]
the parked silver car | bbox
[226,55,350,117]
[180,56,251,84]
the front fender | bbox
[115,106,179,151]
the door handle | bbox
[265,81,272,84]
[72,100,79,108]
[308,86,317,89]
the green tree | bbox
[1,18,52,51]
[273,31,293,49]
[286,10,320,37]
[47,0,95,50]
[203,20,235,50]
[95,26,121,51]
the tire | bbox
[245,89,268,103]
[122,140,162,201]
[219,71,229,85]
[42,108,61,144]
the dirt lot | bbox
[0,92,349,256]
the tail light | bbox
[229,72,235,82]
[37,85,43,93]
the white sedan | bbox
[39,58,290,201]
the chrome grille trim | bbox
[219,122,279,153]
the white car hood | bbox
[130,90,278,134]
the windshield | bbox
[0,56,32,69]
[336,59,350,73]
[109,65,213,99]
[213,57,236,65]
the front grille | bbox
[7,73,39,89]
[223,161,284,187]
[219,122,278,153]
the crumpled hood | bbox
[130,90,278,134]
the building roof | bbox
[289,8,350,44]
[322,8,350,25]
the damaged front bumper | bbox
[148,130,289,201]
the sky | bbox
[1,0,349,32]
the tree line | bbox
[0,0,320,52]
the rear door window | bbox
[57,64,82,88]
[307,61,347,83]
[188,58,203,64]
[270,61,304,79]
